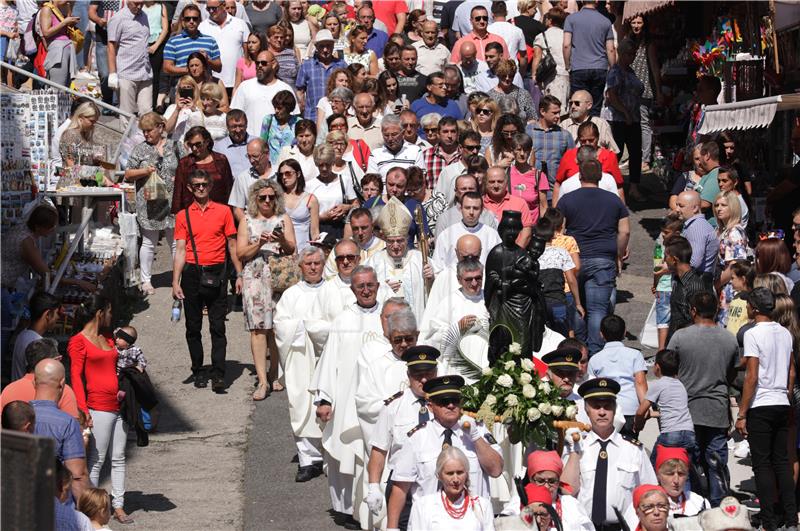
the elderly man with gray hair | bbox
[348,92,383,149]
[560,89,620,153]
[274,246,327,482]
[366,114,426,181]
[553,144,622,205]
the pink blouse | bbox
[236,57,257,82]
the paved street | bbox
[107,180,754,530]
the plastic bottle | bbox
[171,299,182,322]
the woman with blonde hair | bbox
[237,180,296,400]
[714,190,752,325]
[407,447,493,530]
[59,101,104,168]
[306,143,357,239]
[125,112,179,295]
[468,97,498,154]
[268,24,300,86]
[489,59,536,122]
[185,82,228,141]
[164,76,201,148]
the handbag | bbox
[46,2,85,53]
[185,209,226,289]
[266,218,301,292]
[535,31,557,84]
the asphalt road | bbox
[103,173,754,530]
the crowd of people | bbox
[2,0,800,529]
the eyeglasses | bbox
[473,16,488,21]
[390,334,416,345]
[187,141,205,149]
[532,477,559,487]
[463,144,480,152]
[206,5,220,11]
[423,127,439,133]
[257,194,275,202]
[335,254,358,262]
[639,503,670,515]
[461,275,482,284]
[278,170,296,177]
[190,182,210,190]
[499,74,514,80]
[569,100,587,106]
[401,122,418,129]
[476,108,492,116]
[183,16,200,21]
[256,60,272,66]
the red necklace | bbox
[441,491,471,520]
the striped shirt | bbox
[681,214,719,274]
[366,142,425,182]
[107,7,152,81]
[163,30,220,68]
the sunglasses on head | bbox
[759,230,785,240]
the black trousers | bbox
[610,121,643,184]
[148,39,166,110]
[181,263,228,379]
[385,471,412,531]
[748,405,798,529]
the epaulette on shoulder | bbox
[384,390,404,406]
[407,421,427,438]
[621,433,643,447]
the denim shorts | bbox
[655,291,671,328]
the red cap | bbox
[633,484,667,508]
[526,450,563,477]
[654,445,690,472]
[525,484,553,505]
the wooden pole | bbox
[770,0,781,74]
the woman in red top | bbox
[172,126,235,214]
[69,294,133,524]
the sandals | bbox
[252,382,271,401]
[113,511,135,525]
[271,380,285,392]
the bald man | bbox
[456,41,491,94]
[560,89,620,153]
[229,137,273,221]
[423,234,484,326]
[31,359,90,500]
[675,190,718,274]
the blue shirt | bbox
[587,341,647,416]
[410,95,462,135]
[559,187,628,260]
[525,122,573,184]
[54,497,81,531]
[366,28,389,58]
[31,400,85,462]
[295,56,347,121]
[163,30,221,68]
[563,7,614,71]
[681,214,719,274]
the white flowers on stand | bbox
[522,384,536,399]
[520,358,534,372]
[505,394,519,407]
[538,403,552,415]
[527,407,541,421]
[497,374,514,388]
[509,342,522,355]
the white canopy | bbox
[697,93,800,134]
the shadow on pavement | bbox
[125,491,178,513]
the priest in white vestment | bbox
[424,234,483,316]
[324,207,386,280]
[420,259,490,384]
[366,197,433,322]
[354,305,420,529]
[310,266,386,525]
[274,247,327,482]
[432,192,500,271]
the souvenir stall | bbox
[0,82,138,340]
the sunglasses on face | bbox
[206,5,220,11]
[188,141,205,149]
[335,254,358,262]
[473,16,488,21]
[256,60,272,66]
[190,182,210,190]
[423,127,439,133]
[569,100,587,106]
[463,144,480,152]
[476,108,492,115]
[401,122,418,129]
[257,194,276,202]
[390,334,416,345]
[432,396,461,406]
[184,16,200,21]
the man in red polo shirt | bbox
[554,121,623,199]
[482,166,534,248]
[173,170,242,393]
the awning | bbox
[622,0,675,21]
[697,93,800,134]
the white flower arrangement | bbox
[509,342,522,355]
[527,407,541,421]
[519,372,532,385]
[505,394,519,407]
[522,384,536,398]
[520,358,534,372]
[538,402,552,415]
[504,360,516,371]
[496,374,514,388]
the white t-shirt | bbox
[164,104,193,144]
[488,20,526,57]
[306,176,356,215]
[559,172,619,198]
[533,27,568,76]
[186,110,228,141]
[199,15,250,87]
[230,78,299,137]
[743,321,793,408]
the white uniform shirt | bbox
[392,418,502,500]
[371,388,427,470]
[576,431,657,524]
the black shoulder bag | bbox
[185,208,227,289]
[535,31,557,83]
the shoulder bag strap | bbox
[356,140,368,172]
[542,29,551,54]
[185,208,201,266]
[338,174,347,203]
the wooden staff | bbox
[414,205,431,304]
[462,412,590,441]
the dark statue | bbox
[484,211,547,363]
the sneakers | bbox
[733,439,750,458]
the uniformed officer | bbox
[543,347,582,400]
[561,377,657,531]
[365,346,440,529]
[385,375,504,531]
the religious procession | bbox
[1,0,799,530]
